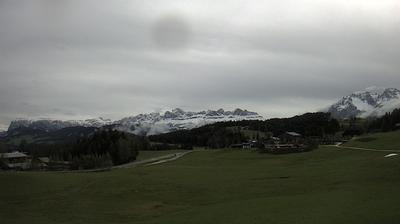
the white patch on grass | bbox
[384,153,398,158]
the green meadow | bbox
[343,130,400,150]
[1,133,400,224]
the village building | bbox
[279,132,303,143]
[38,157,50,165]
[264,136,280,145]
[32,157,50,170]
[230,140,259,149]
[0,151,31,170]
[230,142,253,149]
[260,133,309,154]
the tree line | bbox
[368,108,400,132]
[149,112,340,148]
[341,108,400,137]
[23,129,150,169]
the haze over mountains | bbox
[7,108,262,136]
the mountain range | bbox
[4,86,400,137]
[7,108,263,136]
[327,86,400,119]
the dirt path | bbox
[113,150,195,169]
[332,143,400,153]
[59,150,196,173]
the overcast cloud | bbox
[0,0,399,130]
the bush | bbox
[70,153,113,170]
[305,138,319,151]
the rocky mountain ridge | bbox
[327,86,400,119]
[7,108,263,136]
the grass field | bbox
[343,130,400,150]
[1,145,400,224]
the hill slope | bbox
[343,131,400,151]
[1,147,399,224]
[2,126,97,145]
[149,112,340,147]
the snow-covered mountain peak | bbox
[115,108,263,136]
[7,108,263,136]
[171,108,184,115]
[359,86,386,95]
[8,117,113,132]
[328,87,400,119]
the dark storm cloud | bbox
[0,0,399,129]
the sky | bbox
[0,0,400,130]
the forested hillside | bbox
[149,112,340,148]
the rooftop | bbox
[0,151,29,159]
[285,132,302,137]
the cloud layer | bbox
[0,0,399,129]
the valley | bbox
[1,131,399,223]
[1,88,399,223]
[1,2,399,223]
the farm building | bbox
[279,132,303,143]
[0,151,31,170]
[260,134,310,154]
[264,136,280,145]
[263,143,307,154]
[230,142,254,149]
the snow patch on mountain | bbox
[7,108,263,136]
[8,117,112,132]
[327,86,400,119]
[114,108,263,136]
